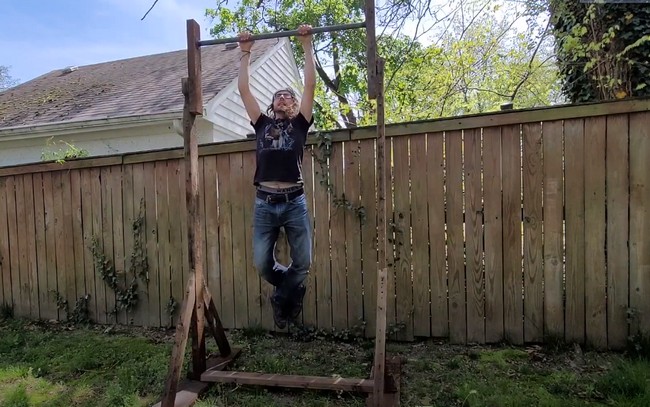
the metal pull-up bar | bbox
[198,21,367,47]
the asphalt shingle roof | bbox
[0,38,280,129]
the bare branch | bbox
[465,87,512,98]
[141,0,160,21]
[509,18,552,101]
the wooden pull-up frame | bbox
[156,0,395,405]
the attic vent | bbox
[225,43,238,50]
[63,66,78,74]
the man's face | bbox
[273,90,294,112]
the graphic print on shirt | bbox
[260,121,295,151]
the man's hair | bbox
[266,87,299,119]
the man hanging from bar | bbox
[237,24,316,329]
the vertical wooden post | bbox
[185,19,206,378]
[364,0,377,99]
[372,57,387,407]
[187,20,203,115]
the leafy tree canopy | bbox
[206,0,561,128]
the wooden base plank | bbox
[200,371,374,393]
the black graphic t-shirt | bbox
[251,112,313,186]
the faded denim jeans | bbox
[253,193,312,307]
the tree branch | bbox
[509,18,552,101]
[141,0,160,20]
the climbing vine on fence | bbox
[90,199,149,315]
[310,132,367,225]
[51,291,91,324]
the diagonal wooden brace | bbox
[202,285,231,356]
[160,274,196,407]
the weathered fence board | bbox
[564,119,586,344]
[502,124,523,345]
[630,111,650,337]
[230,153,248,329]
[130,163,147,326]
[313,145,332,330]
[71,170,86,322]
[606,114,630,349]
[359,138,378,337]
[143,162,159,327]
[410,134,429,338]
[542,120,564,340]
[1,99,649,350]
[465,128,484,344]
[15,175,29,317]
[483,126,503,343]
[584,116,607,349]
[330,143,347,329]
[522,123,543,343]
[427,132,447,339]
[392,135,413,341]
[216,155,235,329]
[33,173,47,320]
[42,172,58,321]
[445,130,466,344]
[120,163,134,326]
[0,179,9,308]
[242,152,261,327]
[344,140,363,330]
[203,155,221,328]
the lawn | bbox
[0,316,649,407]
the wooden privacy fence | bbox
[1,98,649,349]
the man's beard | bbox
[274,105,293,117]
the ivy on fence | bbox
[90,198,150,316]
[310,132,367,225]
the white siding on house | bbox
[0,118,215,167]
[204,38,304,141]
[0,40,304,167]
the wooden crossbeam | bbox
[201,371,375,393]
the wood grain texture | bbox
[542,120,564,340]
[584,117,607,349]
[522,123,543,343]
[483,126,503,343]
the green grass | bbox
[0,319,170,406]
[1,317,649,406]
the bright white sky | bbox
[1,0,216,84]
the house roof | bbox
[0,38,282,129]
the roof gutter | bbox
[0,111,183,141]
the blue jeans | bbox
[253,193,312,307]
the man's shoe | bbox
[288,285,306,321]
[270,295,287,329]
